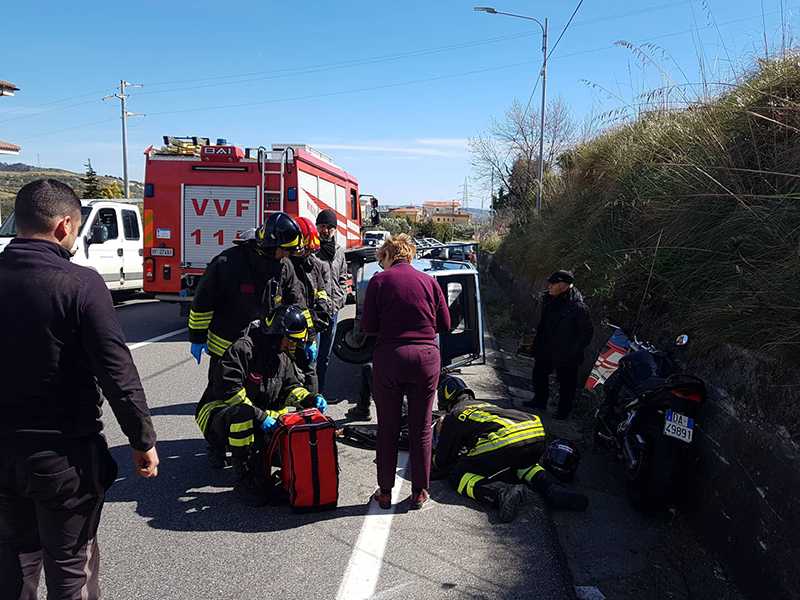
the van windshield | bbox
[0,207,93,238]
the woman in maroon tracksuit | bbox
[361,234,451,510]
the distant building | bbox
[422,200,461,217]
[388,206,423,222]
[0,80,21,156]
[430,212,471,225]
[423,199,471,225]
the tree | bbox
[470,97,575,220]
[100,181,123,198]
[82,159,101,198]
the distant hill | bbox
[0,162,143,216]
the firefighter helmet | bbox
[256,212,301,250]
[437,375,475,411]
[263,305,308,341]
[296,217,321,252]
[540,438,581,483]
[233,227,257,245]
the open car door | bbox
[434,270,485,369]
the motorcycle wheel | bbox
[626,426,683,511]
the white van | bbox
[362,230,391,247]
[0,200,144,293]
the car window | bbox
[122,209,140,240]
[92,208,118,240]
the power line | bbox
[144,60,538,117]
[547,0,585,61]
[137,32,537,93]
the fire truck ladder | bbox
[257,146,295,216]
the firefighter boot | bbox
[495,483,527,523]
[231,457,268,507]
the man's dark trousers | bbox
[532,356,580,417]
[0,436,117,600]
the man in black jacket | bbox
[0,180,159,599]
[527,270,594,419]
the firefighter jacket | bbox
[188,243,304,358]
[195,322,315,434]
[434,399,545,470]
[290,254,333,333]
[0,239,155,451]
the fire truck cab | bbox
[142,137,363,306]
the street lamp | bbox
[474,6,548,214]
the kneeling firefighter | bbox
[195,304,327,505]
[289,217,334,395]
[434,376,588,523]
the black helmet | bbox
[437,375,475,411]
[540,438,581,483]
[263,305,308,341]
[256,212,301,250]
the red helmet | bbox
[296,217,320,252]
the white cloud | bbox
[314,139,467,159]
[415,138,469,148]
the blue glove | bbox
[261,416,277,431]
[314,394,327,413]
[305,341,319,363]
[190,343,208,364]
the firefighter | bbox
[195,304,328,505]
[433,376,588,523]
[288,217,334,395]
[189,211,304,466]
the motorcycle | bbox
[590,325,707,510]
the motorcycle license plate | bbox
[664,410,694,443]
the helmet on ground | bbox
[296,217,321,252]
[256,212,301,250]
[263,305,308,341]
[540,438,581,483]
[437,375,475,411]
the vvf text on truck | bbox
[141,137,367,310]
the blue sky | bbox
[0,1,794,206]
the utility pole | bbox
[474,7,548,214]
[536,18,548,214]
[103,80,144,199]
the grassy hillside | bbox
[0,163,143,217]
[494,56,800,435]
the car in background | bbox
[0,200,144,293]
[334,247,484,371]
[362,230,391,247]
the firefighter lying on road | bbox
[433,376,589,523]
[194,304,327,506]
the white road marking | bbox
[336,452,410,600]
[127,328,188,351]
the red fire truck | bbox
[142,137,364,307]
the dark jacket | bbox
[188,243,303,357]
[532,287,594,366]
[318,243,349,312]
[195,322,314,432]
[0,238,155,450]
[434,399,545,470]
[290,254,333,331]
[361,261,451,345]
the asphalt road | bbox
[71,299,574,600]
